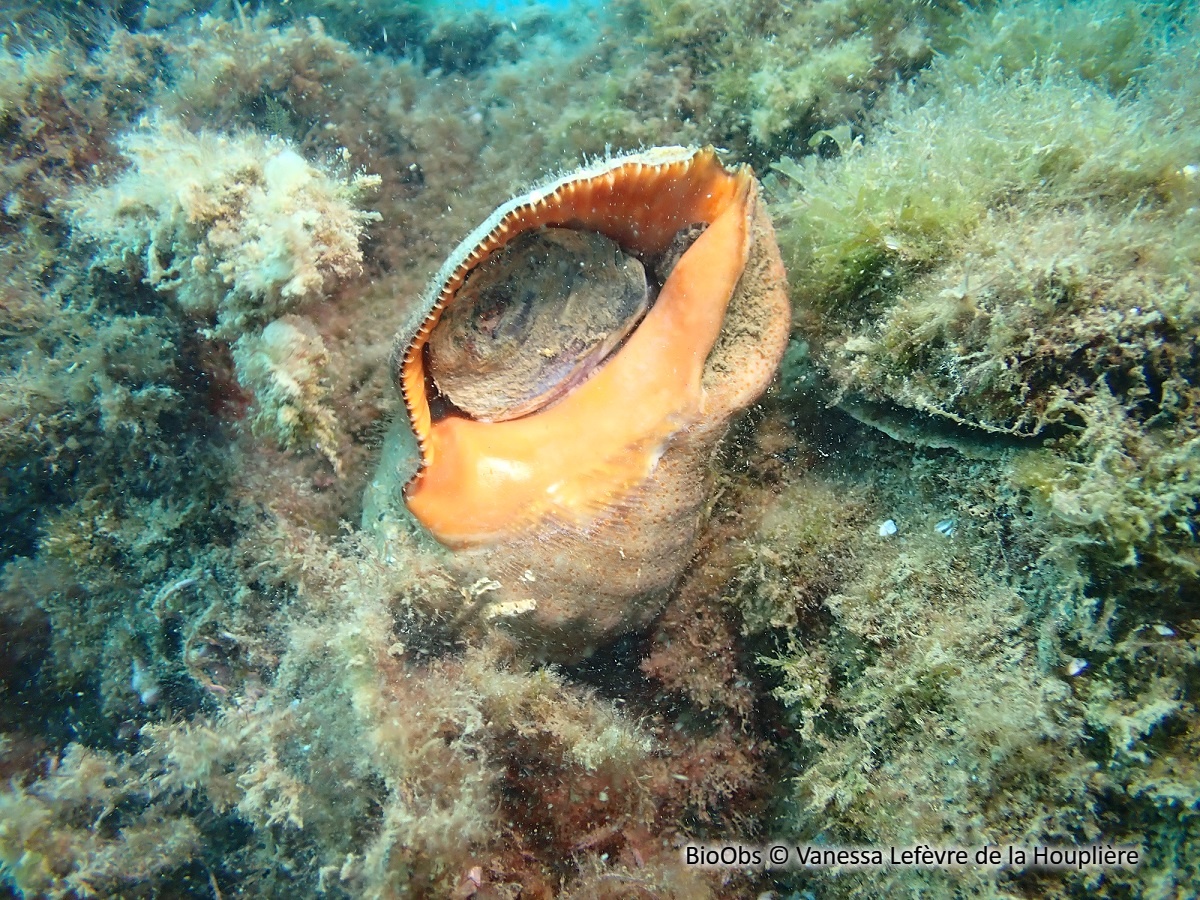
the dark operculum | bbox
[426,224,707,422]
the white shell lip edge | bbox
[389,146,702,382]
[432,145,699,311]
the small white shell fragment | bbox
[466,577,502,597]
[131,659,161,706]
[1067,657,1088,676]
[935,518,956,537]
[1153,624,1176,637]
[879,519,898,537]
[483,597,538,620]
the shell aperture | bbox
[372,146,793,659]
[406,182,753,546]
[426,228,650,422]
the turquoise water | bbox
[1,1,1198,897]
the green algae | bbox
[750,2,1200,896]
[2,0,1199,897]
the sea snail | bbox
[369,146,791,660]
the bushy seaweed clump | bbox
[232,315,344,473]
[772,0,1200,592]
[747,1,1200,896]
[737,435,1200,898]
[67,116,380,337]
[618,0,977,166]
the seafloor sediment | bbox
[1,1,1197,897]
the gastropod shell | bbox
[367,146,791,660]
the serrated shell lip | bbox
[396,146,748,482]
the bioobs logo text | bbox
[683,845,763,868]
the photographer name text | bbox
[683,842,1141,871]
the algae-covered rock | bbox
[746,4,1200,897]
[233,315,343,473]
[4,0,1200,898]
[68,117,380,337]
